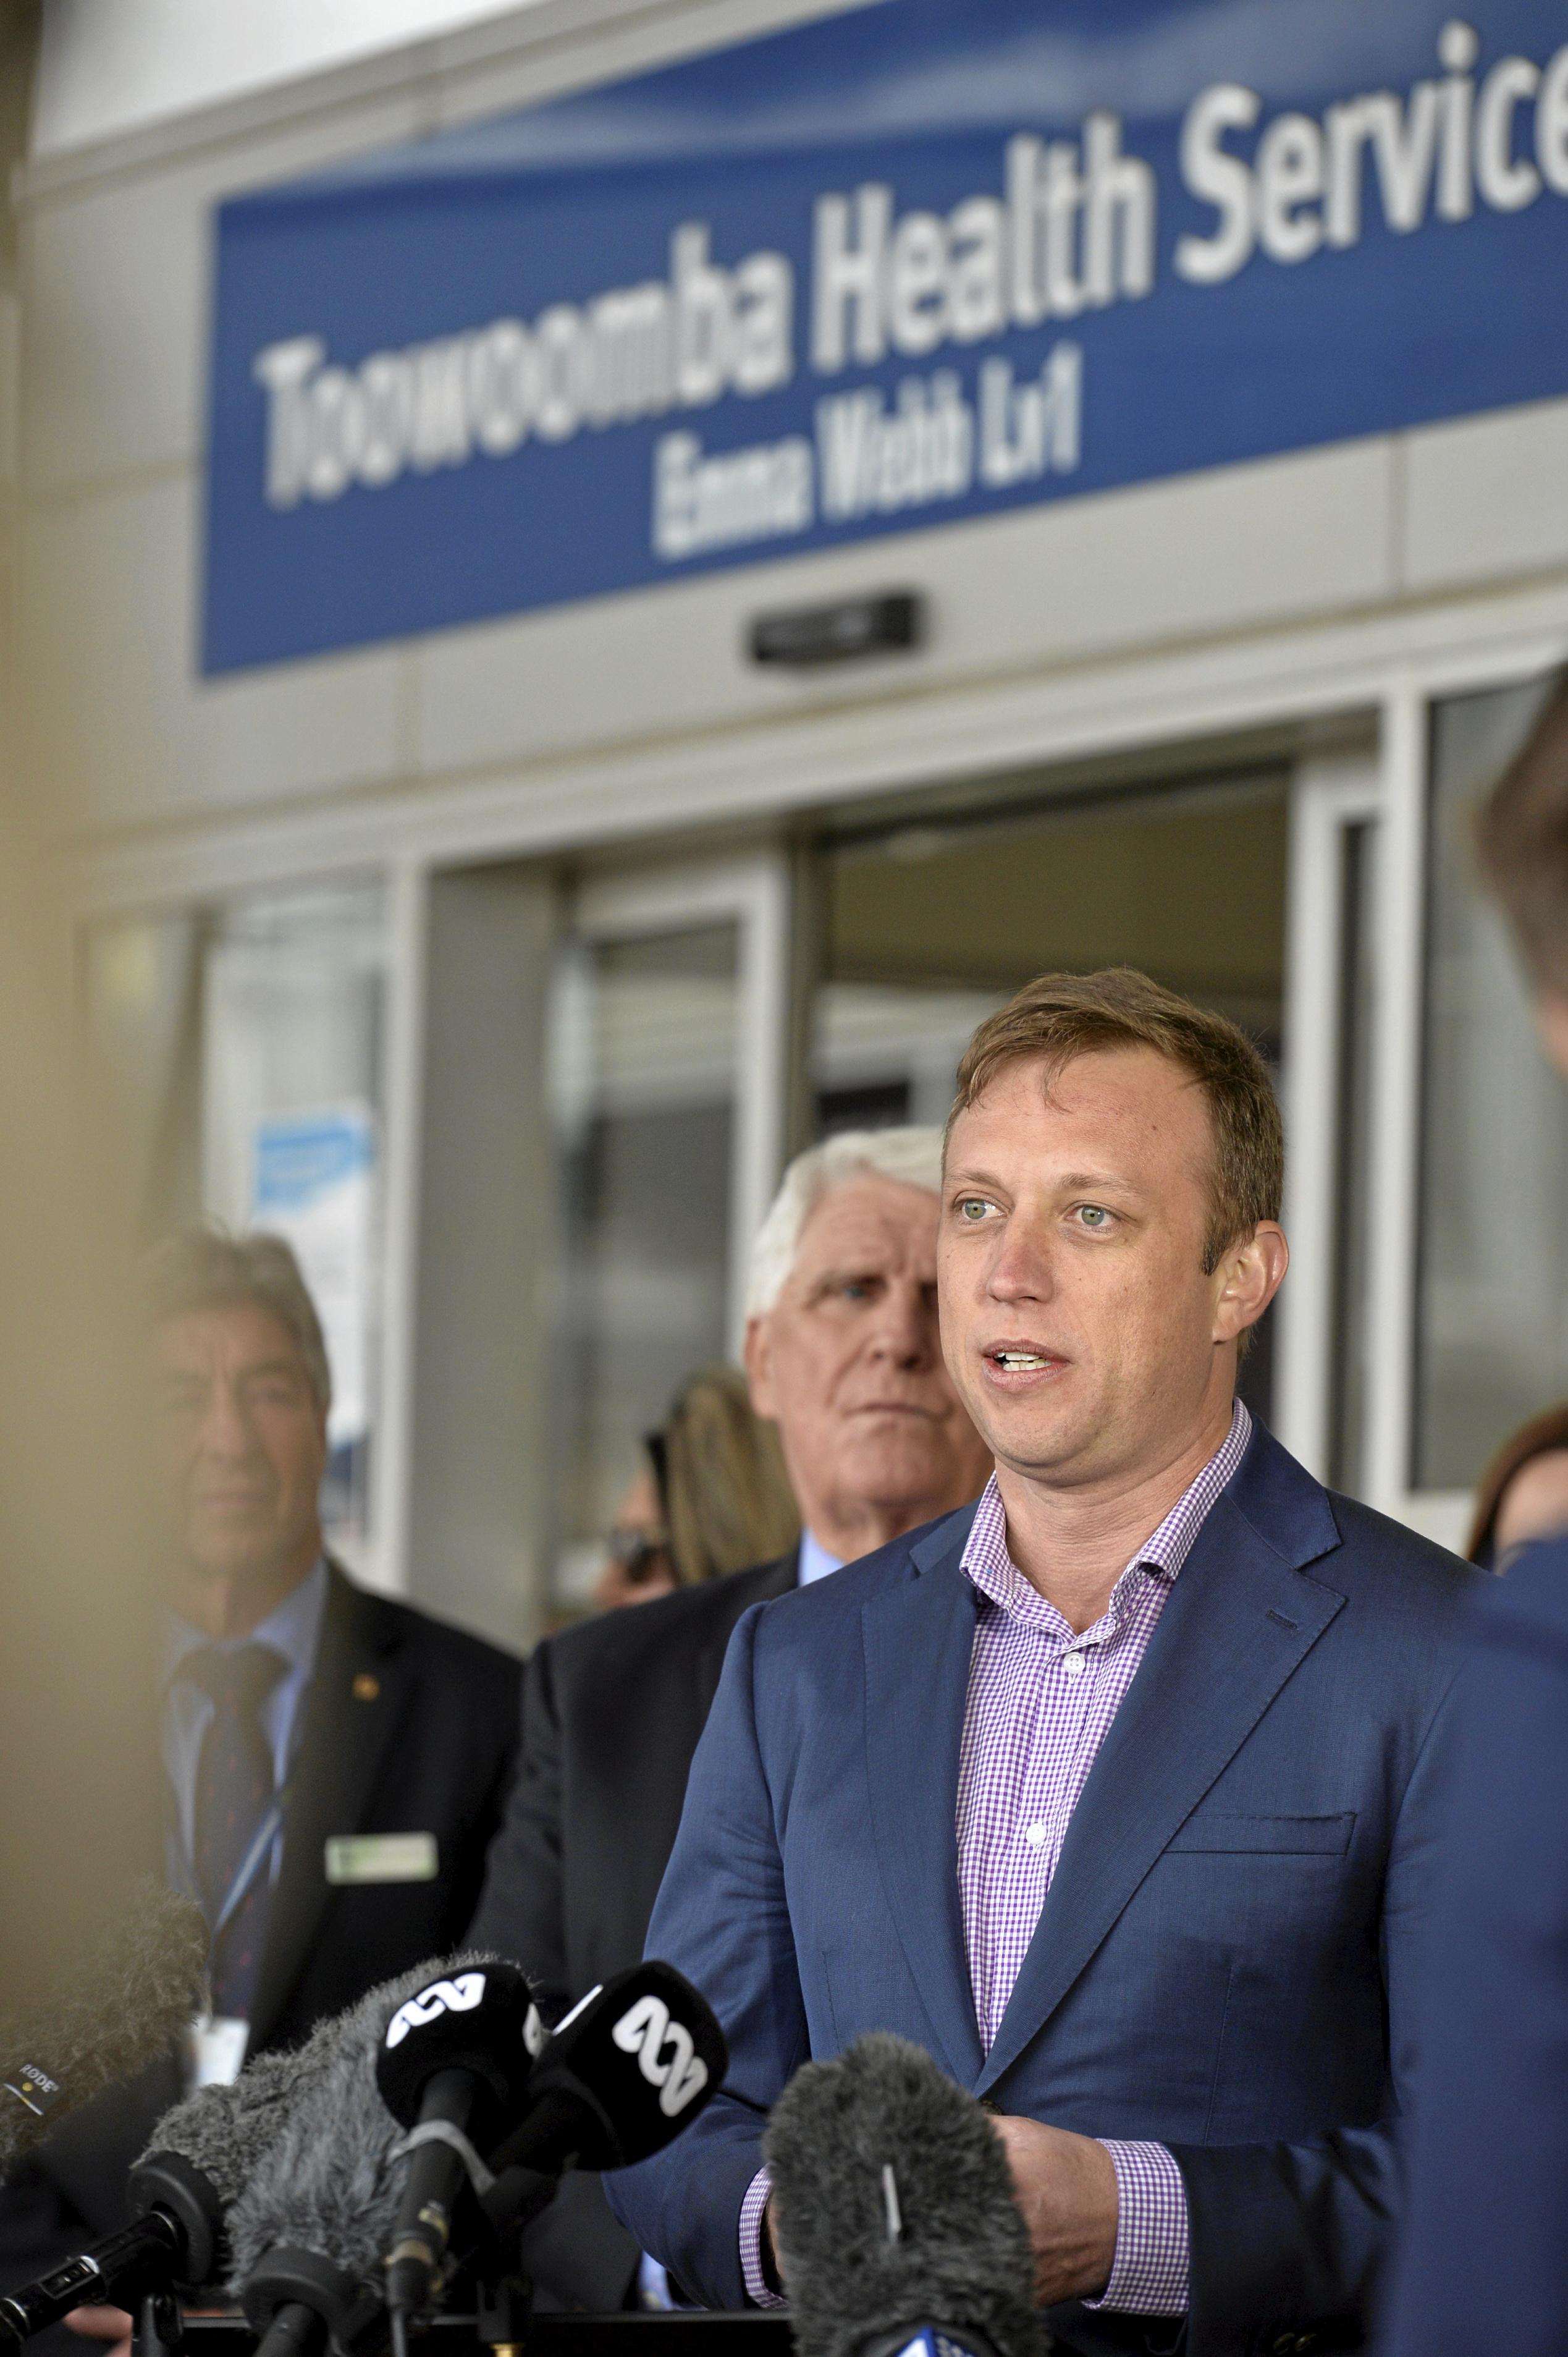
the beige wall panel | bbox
[22,473,403,837]
[1402,397,1568,595]
[22,91,429,498]
[415,437,1393,779]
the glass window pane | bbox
[1415,677,1565,1490]
[200,878,389,1555]
[1328,820,1380,1497]
[547,921,738,1612]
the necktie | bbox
[183,1643,288,2019]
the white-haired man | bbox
[468,1127,992,2311]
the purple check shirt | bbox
[741,1399,1252,2315]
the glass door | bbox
[544,857,788,1614]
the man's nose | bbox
[195,1383,255,1456]
[867,1279,937,1368]
[984,1223,1053,1305]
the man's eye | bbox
[1075,1205,1111,1230]
[956,1198,991,1223]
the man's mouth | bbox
[984,1344,1066,1376]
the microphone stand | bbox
[134,2290,185,2357]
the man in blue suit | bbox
[610,968,1473,2357]
[1378,671,1568,2357]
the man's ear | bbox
[1212,1222,1289,1345]
[743,1313,778,1420]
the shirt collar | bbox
[961,1399,1252,1628]
[797,1528,846,1586]
[166,1554,329,1690]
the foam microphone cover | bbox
[374,1958,539,2133]
[225,1953,507,2301]
[503,1961,727,2173]
[763,2033,1050,2357]
[0,1882,208,2175]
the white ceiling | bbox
[33,0,544,156]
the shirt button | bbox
[1023,1822,1048,1848]
[1063,1651,1087,1677]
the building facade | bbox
[20,0,1568,1646]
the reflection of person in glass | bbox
[591,1366,798,1612]
[1384,673,1568,2357]
[4,1230,522,2357]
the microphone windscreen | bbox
[224,1952,508,2295]
[0,1881,208,2175]
[376,1959,541,2130]
[763,2033,1049,2357]
[528,1961,726,2170]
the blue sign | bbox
[204,0,1568,672]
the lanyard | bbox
[171,1792,287,1952]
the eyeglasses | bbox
[607,1525,674,1586]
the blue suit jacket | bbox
[1378,1539,1568,2357]
[608,1423,1472,2356]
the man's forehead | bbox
[791,1170,941,1266]
[153,1298,304,1371]
[952,1045,1210,1153]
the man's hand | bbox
[64,2307,133,2357]
[990,2117,1118,2307]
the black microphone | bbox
[374,1963,544,2332]
[487,1961,727,2179]
[0,1882,208,2176]
[762,2032,1050,2357]
[0,2032,309,2342]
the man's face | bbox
[153,1300,328,1595]
[746,1174,992,1541]
[939,1047,1271,1491]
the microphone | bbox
[0,2027,308,2340]
[374,1963,544,2331]
[0,1882,208,2175]
[230,1955,522,2357]
[762,2032,1050,2357]
[487,1961,726,2181]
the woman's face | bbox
[1495,1446,1568,1565]
[592,1464,678,1611]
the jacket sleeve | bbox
[465,1637,570,2017]
[1170,1673,1461,2356]
[1378,1548,1568,2357]
[605,1602,809,2308]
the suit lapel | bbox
[977,1438,1346,2095]
[862,1515,985,2088]
[248,1563,415,2047]
[694,1550,798,1715]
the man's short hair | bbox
[143,1228,331,1415]
[1475,667,1568,992]
[948,967,1282,1275]
[746,1127,945,1318]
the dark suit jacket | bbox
[0,1562,521,2312]
[1378,1539,1568,2357]
[609,1425,1475,2357]
[467,1551,797,2308]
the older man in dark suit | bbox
[0,1230,520,2357]
[469,1125,992,2308]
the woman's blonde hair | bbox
[659,1363,799,1583]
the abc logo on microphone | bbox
[384,1973,491,2050]
[610,1993,710,2119]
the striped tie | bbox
[183,1643,287,2018]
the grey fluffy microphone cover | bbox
[0,1881,209,2174]
[223,1953,505,2297]
[763,2032,1050,2357]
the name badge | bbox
[324,1832,439,1885]
[186,2015,250,2089]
